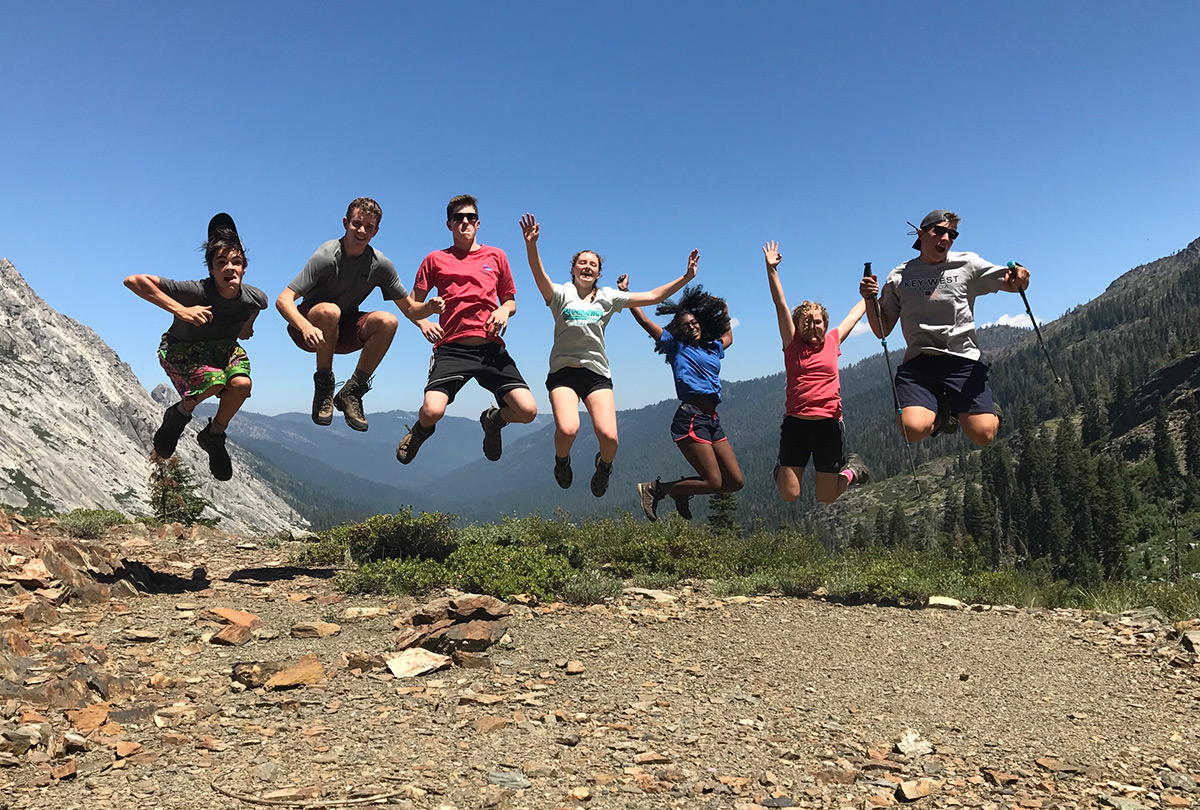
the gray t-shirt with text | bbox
[288,239,407,315]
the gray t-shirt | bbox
[288,239,407,314]
[880,250,1007,362]
[548,283,631,377]
[158,277,268,343]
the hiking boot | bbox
[637,480,664,522]
[396,421,435,465]
[841,453,872,487]
[312,370,335,426]
[480,407,504,461]
[197,420,233,481]
[672,493,694,520]
[590,453,613,497]
[153,404,192,459]
[930,397,959,437]
[334,374,372,432]
[554,455,573,489]
[772,460,782,484]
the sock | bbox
[209,420,227,436]
[349,368,372,386]
[174,402,193,418]
[597,458,613,472]
[841,468,855,485]
[555,455,570,466]
[488,407,507,427]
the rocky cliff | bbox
[0,258,304,533]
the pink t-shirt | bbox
[414,245,516,348]
[783,327,842,419]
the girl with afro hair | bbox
[627,262,744,521]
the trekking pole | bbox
[864,262,921,495]
[1007,262,1063,386]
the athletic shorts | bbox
[158,337,250,399]
[778,415,845,473]
[425,341,530,404]
[670,402,727,445]
[895,353,995,416]
[545,366,613,398]
[287,302,370,354]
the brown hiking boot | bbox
[841,453,871,487]
[480,407,504,461]
[334,374,371,432]
[312,370,335,426]
[637,480,664,522]
[396,421,435,465]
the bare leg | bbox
[777,465,804,502]
[814,470,850,503]
[898,406,936,442]
[960,412,999,447]
[354,311,398,376]
[213,376,252,428]
[659,439,722,496]
[583,388,619,464]
[549,387,581,458]
[305,302,342,370]
[710,439,744,492]
[418,390,450,429]
[498,387,537,424]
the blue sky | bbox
[3,3,1198,418]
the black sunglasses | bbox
[450,212,479,224]
[927,225,959,240]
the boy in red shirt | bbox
[396,195,538,463]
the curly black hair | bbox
[652,284,730,355]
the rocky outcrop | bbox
[0,258,303,533]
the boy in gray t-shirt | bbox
[277,197,443,432]
[860,209,1030,448]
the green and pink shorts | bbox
[158,338,251,399]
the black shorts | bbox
[671,403,727,445]
[425,342,530,404]
[546,366,613,398]
[778,415,845,473]
[895,354,995,416]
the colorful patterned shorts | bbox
[158,338,251,399]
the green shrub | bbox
[443,542,575,601]
[711,572,781,597]
[334,557,450,595]
[291,532,351,567]
[59,508,127,539]
[344,507,458,564]
[560,570,624,605]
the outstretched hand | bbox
[617,274,629,292]
[519,213,539,244]
[762,241,781,270]
[686,249,699,279]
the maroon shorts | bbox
[287,303,370,354]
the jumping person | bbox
[395,195,537,464]
[519,213,696,495]
[629,276,744,521]
[763,241,871,503]
[124,213,267,481]
[859,209,1030,447]
[277,197,444,432]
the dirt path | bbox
[2,527,1199,810]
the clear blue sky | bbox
[4,3,1198,417]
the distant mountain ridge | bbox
[0,257,304,533]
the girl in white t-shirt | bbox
[519,213,695,496]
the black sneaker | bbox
[637,480,664,522]
[197,420,233,481]
[554,455,573,489]
[396,422,435,465]
[334,374,371,432]
[480,407,504,461]
[312,370,335,426]
[841,453,871,487]
[590,453,612,497]
[672,494,694,520]
[153,404,192,459]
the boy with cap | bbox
[124,213,267,481]
[395,194,537,464]
[277,197,445,432]
[859,209,1030,447]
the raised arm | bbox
[762,241,793,347]
[125,275,212,325]
[718,301,733,349]
[621,274,664,341]
[625,249,699,307]
[835,298,867,340]
[859,272,897,338]
[519,213,555,305]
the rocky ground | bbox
[2,511,1199,810]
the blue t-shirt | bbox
[658,331,724,402]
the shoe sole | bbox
[333,395,368,432]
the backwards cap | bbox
[911,209,953,250]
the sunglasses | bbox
[450,212,479,224]
[927,225,959,240]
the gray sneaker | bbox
[554,455,573,489]
[153,404,192,459]
[480,407,504,461]
[312,370,335,426]
[841,453,871,487]
[637,480,664,522]
[590,453,612,497]
[197,420,233,481]
[396,422,435,465]
[334,374,371,432]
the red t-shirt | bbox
[783,327,842,419]
[414,245,516,348]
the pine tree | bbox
[1153,405,1181,497]
[1094,453,1131,579]
[148,458,214,526]
[887,501,911,549]
[708,492,740,533]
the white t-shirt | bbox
[547,283,631,377]
[880,251,1007,362]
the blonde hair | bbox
[792,301,829,343]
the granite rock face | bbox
[0,257,304,533]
